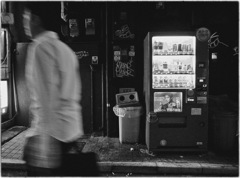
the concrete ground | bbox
[1,126,239,177]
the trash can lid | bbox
[116,102,141,108]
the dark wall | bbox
[8,2,238,136]
[106,1,239,137]
[14,43,30,126]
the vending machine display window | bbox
[152,36,196,90]
[1,80,8,114]
[154,92,182,112]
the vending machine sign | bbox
[154,92,182,112]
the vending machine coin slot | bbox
[202,84,207,91]
[157,116,186,128]
[198,62,206,68]
[187,89,194,96]
[197,97,207,104]
[187,97,195,103]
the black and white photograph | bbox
[1,1,239,177]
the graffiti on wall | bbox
[75,51,89,59]
[233,47,239,56]
[114,25,135,39]
[113,45,135,78]
[208,32,229,48]
[208,32,238,56]
[115,58,134,77]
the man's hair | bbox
[24,2,61,31]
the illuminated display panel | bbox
[152,36,196,89]
[154,92,182,112]
[1,81,8,110]
[1,29,6,62]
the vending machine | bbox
[144,31,209,152]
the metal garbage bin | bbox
[211,111,238,152]
[113,104,142,144]
[209,95,238,152]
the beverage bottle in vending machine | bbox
[168,62,173,73]
[168,43,173,55]
[182,44,186,55]
[174,77,178,87]
[178,76,182,87]
[158,42,163,55]
[187,64,193,73]
[187,44,193,55]
[153,64,158,74]
[183,64,187,74]
[173,44,178,54]
[173,60,178,73]
[163,61,168,73]
[154,76,158,86]
[182,76,187,87]
[164,76,168,87]
[178,62,182,73]
[178,44,182,55]
[153,41,158,55]
[159,76,163,87]
[168,76,173,88]
[159,62,163,73]
[163,42,168,55]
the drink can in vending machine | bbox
[158,42,163,50]
[182,44,187,54]
[173,44,178,53]
[178,44,182,51]
[178,44,182,55]
[187,44,192,54]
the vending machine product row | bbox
[144,31,209,152]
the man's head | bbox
[164,94,171,102]
[22,2,60,38]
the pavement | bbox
[1,126,239,177]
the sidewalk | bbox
[1,126,239,176]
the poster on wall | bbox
[154,92,182,112]
[113,45,135,78]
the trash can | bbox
[209,95,238,153]
[113,104,142,144]
[211,112,238,152]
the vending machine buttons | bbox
[187,89,194,96]
[196,142,203,146]
[202,84,207,91]
[197,91,207,96]
[198,77,206,83]
[160,139,167,146]
[187,97,195,103]
[114,51,121,56]
[198,62,206,68]
[92,56,98,64]
[191,108,202,115]
[199,122,206,127]
[197,97,207,104]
